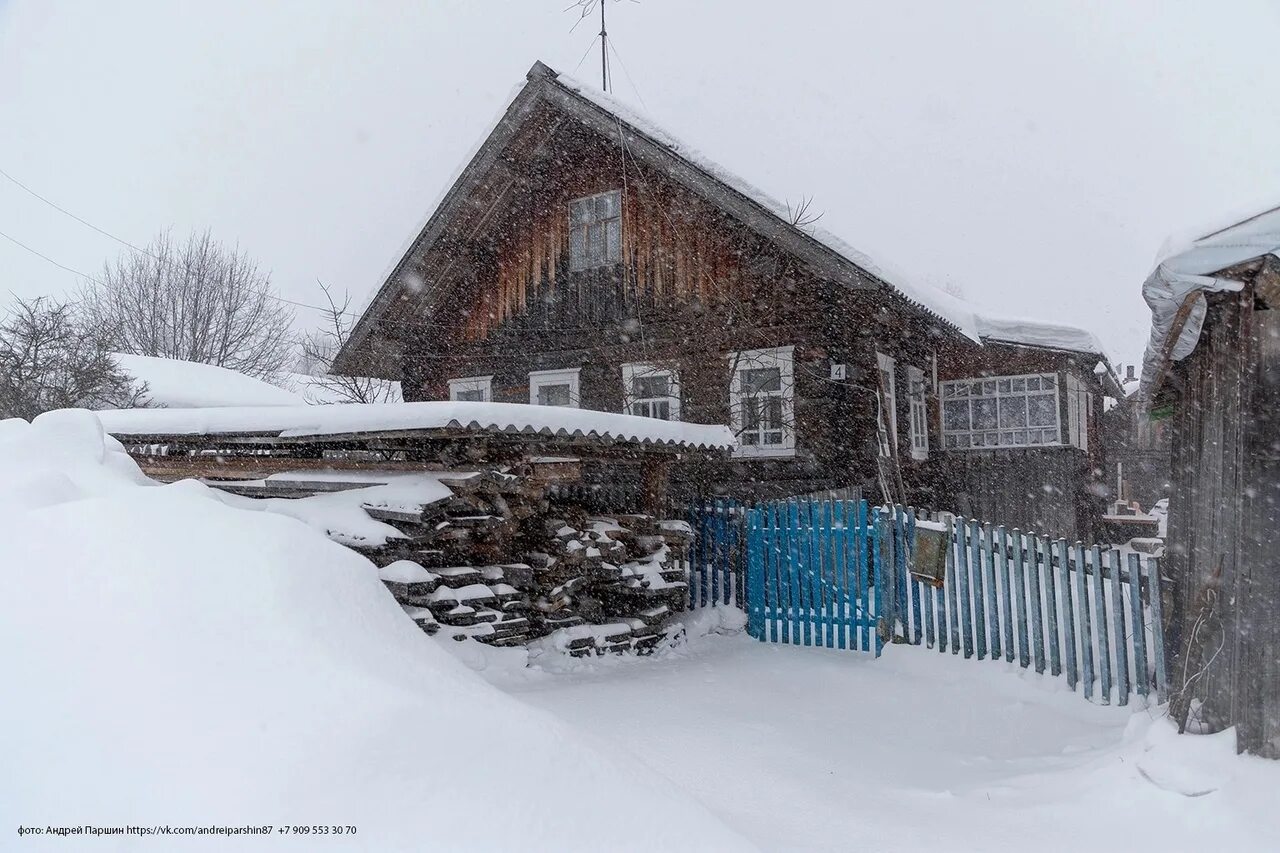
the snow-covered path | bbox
[499,627,1279,852]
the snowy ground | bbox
[486,615,1280,852]
[4,412,1277,852]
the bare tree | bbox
[81,229,295,378]
[296,282,399,404]
[0,296,144,420]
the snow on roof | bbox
[972,314,1106,355]
[551,69,983,341]
[114,353,305,408]
[1139,200,1280,396]
[95,400,736,450]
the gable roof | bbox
[333,61,982,376]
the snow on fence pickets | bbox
[688,499,1168,706]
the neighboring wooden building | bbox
[335,61,1117,539]
[1141,204,1280,757]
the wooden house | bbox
[1140,203,1280,756]
[334,61,1117,539]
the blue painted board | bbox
[1075,541,1094,700]
[1110,548,1130,705]
[1128,552,1149,698]
[1011,529,1030,669]
[1091,544,1112,703]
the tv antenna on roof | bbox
[568,0,637,93]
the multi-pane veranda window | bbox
[622,363,680,421]
[569,190,622,270]
[941,373,1060,449]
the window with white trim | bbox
[529,368,581,408]
[569,190,622,270]
[907,365,929,460]
[622,362,680,421]
[729,346,795,458]
[940,373,1061,449]
[448,375,493,402]
[876,353,898,458]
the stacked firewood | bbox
[234,462,694,652]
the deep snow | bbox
[0,412,748,851]
[497,613,1280,852]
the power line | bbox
[0,165,355,317]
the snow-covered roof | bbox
[113,353,306,408]
[338,60,1111,373]
[96,400,736,450]
[1139,200,1280,397]
[552,70,982,341]
[972,314,1106,356]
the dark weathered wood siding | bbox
[1163,262,1280,756]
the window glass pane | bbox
[634,375,670,398]
[606,218,621,261]
[588,224,605,263]
[1028,395,1057,427]
[537,383,572,407]
[1013,430,1027,445]
[596,191,619,218]
[973,398,998,430]
[570,199,591,224]
[943,399,970,431]
[457,388,485,402]
[652,401,671,421]
[945,434,958,448]
[997,379,1011,393]
[982,381,996,396]
[1041,374,1056,388]
[1010,377,1025,392]
[998,395,1026,429]
[570,228,586,267]
[741,367,781,393]
[1025,377,1039,391]
[764,396,783,430]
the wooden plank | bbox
[1043,535,1062,677]
[1091,544,1113,704]
[1059,539,1078,690]
[903,507,921,644]
[824,500,838,649]
[1128,552,1150,698]
[956,518,975,659]
[858,499,871,653]
[789,500,809,647]
[1011,529,1030,669]
[746,508,764,639]
[984,523,1001,661]
[807,500,823,647]
[1026,532,1046,674]
[946,517,961,655]
[1075,541,1095,700]
[921,509,936,649]
[871,506,884,657]
[1110,548,1131,705]
[1148,556,1169,704]
[836,501,850,650]
[971,519,988,659]
[998,526,1015,663]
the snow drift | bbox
[0,411,748,851]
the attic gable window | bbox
[569,190,622,270]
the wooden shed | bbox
[1141,203,1280,756]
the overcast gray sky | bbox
[3,0,1278,370]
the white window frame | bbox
[568,189,622,271]
[907,365,929,460]
[621,362,681,421]
[876,353,898,458]
[728,346,795,459]
[940,372,1063,450]
[447,375,493,402]
[529,367,581,408]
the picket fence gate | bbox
[687,501,1169,707]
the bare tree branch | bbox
[80,228,296,379]
[295,281,399,404]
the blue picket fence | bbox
[687,499,745,609]
[881,506,1169,706]
[687,499,1169,708]
[744,499,882,654]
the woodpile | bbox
[212,461,693,652]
